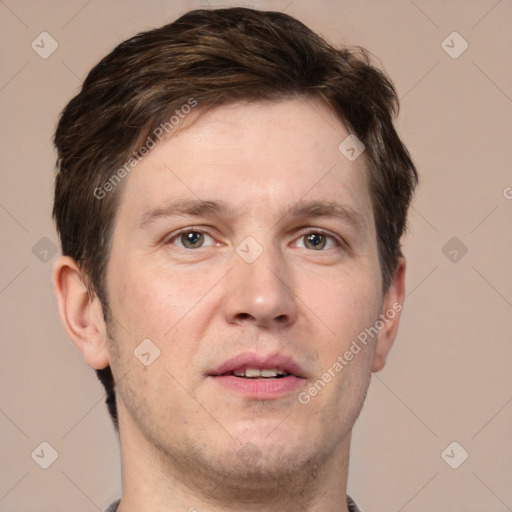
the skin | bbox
[53,98,405,512]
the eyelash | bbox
[165,227,343,250]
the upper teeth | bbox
[233,368,288,378]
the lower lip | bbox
[209,375,304,399]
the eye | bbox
[168,229,215,249]
[294,231,338,251]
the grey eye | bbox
[170,230,215,249]
[304,233,327,250]
[181,231,204,248]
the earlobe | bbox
[52,256,110,370]
[372,257,406,372]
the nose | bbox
[223,244,298,329]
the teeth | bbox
[246,368,263,378]
[233,368,285,378]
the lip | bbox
[208,353,307,379]
[207,353,307,400]
[210,374,304,399]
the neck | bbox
[116,413,351,512]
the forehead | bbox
[115,98,374,230]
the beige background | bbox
[1,0,511,510]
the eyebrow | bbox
[139,199,232,229]
[138,198,367,234]
[288,199,367,234]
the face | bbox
[103,98,394,486]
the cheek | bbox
[317,271,379,415]
[108,262,212,382]
[109,259,197,337]
[305,272,381,348]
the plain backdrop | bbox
[1,1,511,510]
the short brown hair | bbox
[53,7,418,431]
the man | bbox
[52,7,417,512]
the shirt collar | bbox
[105,495,362,512]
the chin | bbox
[210,452,307,488]
[196,441,333,503]
[229,432,332,480]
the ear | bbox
[52,256,110,369]
[372,257,406,372]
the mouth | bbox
[208,354,307,399]
[209,353,306,379]
[231,368,290,379]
